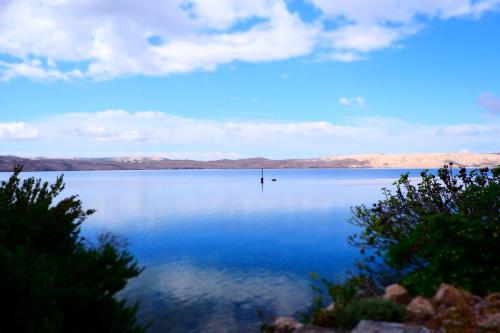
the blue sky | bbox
[0,0,499,159]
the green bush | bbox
[334,297,406,329]
[308,275,381,328]
[308,276,405,329]
[350,164,500,296]
[0,167,145,332]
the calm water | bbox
[4,168,426,332]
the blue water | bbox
[3,168,426,332]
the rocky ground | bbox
[269,284,500,333]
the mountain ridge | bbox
[1,153,499,172]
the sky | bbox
[0,0,499,159]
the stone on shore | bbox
[272,317,302,332]
[478,313,500,331]
[352,320,430,333]
[406,296,435,323]
[294,324,337,333]
[460,289,484,307]
[432,283,465,307]
[383,284,411,305]
[325,302,335,312]
[485,292,500,305]
[272,284,499,333]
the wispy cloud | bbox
[339,96,366,107]
[437,124,500,136]
[0,0,498,80]
[1,110,499,157]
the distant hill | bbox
[315,152,500,168]
[0,153,499,172]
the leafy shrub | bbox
[350,164,500,296]
[309,275,380,327]
[297,272,331,325]
[334,297,406,329]
[308,276,404,329]
[0,167,145,332]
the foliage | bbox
[297,272,330,324]
[334,297,406,329]
[306,274,376,327]
[306,274,403,329]
[323,274,377,310]
[0,167,145,333]
[258,308,277,333]
[299,273,367,324]
[350,164,500,296]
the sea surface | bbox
[3,168,427,332]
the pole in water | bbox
[260,168,264,184]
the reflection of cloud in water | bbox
[124,261,311,333]
[73,177,397,229]
[10,170,415,230]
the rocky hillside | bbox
[317,152,500,168]
[0,153,498,172]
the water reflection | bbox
[0,168,425,332]
[126,261,310,332]
[49,169,403,225]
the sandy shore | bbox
[318,152,500,168]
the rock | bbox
[431,305,474,329]
[433,283,465,307]
[352,320,430,333]
[325,302,335,312]
[294,324,337,333]
[478,313,500,330]
[460,289,484,306]
[485,292,500,305]
[472,301,487,312]
[469,295,484,306]
[406,296,435,323]
[272,317,302,332]
[383,284,411,305]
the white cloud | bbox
[160,151,244,160]
[1,109,499,157]
[329,51,366,62]
[339,96,366,107]
[0,122,39,139]
[308,0,495,23]
[0,60,84,82]
[0,0,318,80]
[0,0,498,80]
[310,0,500,60]
[324,23,419,54]
[437,124,500,136]
[339,97,351,105]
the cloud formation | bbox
[1,109,499,157]
[0,0,498,80]
[0,122,38,140]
